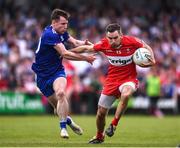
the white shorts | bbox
[119,81,137,92]
[98,81,137,109]
[98,94,116,109]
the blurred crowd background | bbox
[0,0,180,115]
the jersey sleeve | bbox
[43,32,61,46]
[93,41,103,51]
[93,38,108,52]
[132,37,144,48]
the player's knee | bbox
[97,111,106,119]
[121,92,131,105]
[121,87,133,99]
[55,89,65,100]
[121,92,131,99]
[97,107,107,119]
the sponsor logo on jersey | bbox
[107,55,133,66]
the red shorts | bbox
[102,79,139,98]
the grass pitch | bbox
[0,115,180,147]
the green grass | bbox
[0,115,180,147]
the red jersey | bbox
[93,35,143,97]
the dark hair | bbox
[106,23,122,34]
[51,9,70,21]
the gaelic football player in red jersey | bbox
[71,23,156,144]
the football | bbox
[133,48,151,66]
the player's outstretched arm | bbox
[54,43,95,64]
[70,45,94,53]
[68,36,93,47]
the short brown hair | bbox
[51,9,70,21]
[106,23,122,34]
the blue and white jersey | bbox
[32,25,69,78]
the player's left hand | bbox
[139,54,155,67]
[146,54,156,65]
[139,61,155,67]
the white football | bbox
[133,48,151,66]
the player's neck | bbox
[114,44,122,49]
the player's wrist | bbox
[84,39,93,45]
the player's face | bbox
[53,16,68,34]
[106,31,122,48]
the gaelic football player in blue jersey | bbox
[32,9,95,139]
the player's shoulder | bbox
[122,35,136,42]
[122,35,142,45]
[96,38,109,47]
[43,26,57,36]
[93,38,109,51]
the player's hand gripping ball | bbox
[133,48,152,66]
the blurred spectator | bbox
[146,67,164,118]
[0,54,9,91]
[64,59,82,113]
[175,64,180,114]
